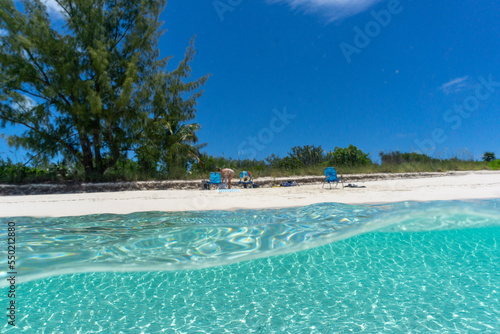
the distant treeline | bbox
[0,145,498,184]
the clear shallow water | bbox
[1,200,500,333]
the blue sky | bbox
[2,0,500,163]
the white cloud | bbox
[267,0,383,22]
[14,0,65,18]
[439,76,471,94]
[16,96,37,111]
[42,0,65,17]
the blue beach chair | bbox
[323,167,344,189]
[238,171,253,188]
[208,172,227,189]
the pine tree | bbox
[0,0,208,179]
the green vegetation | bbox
[0,158,76,183]
[0,146,494,184]
[0,0,208,180]
[488,160,500,170]
[483,152,496,162]
[328,145,371,166]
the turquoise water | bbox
[1,200,500,333]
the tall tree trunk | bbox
[93,125,103,174]
[79,131,94,178]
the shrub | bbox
[483,152,496,162]
[488,160,500,170]
[287,145,326,166]
[379,151,435,164]
[327,145,371,166]
[278,156,304,170]
[265,154,281,168]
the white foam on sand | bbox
[1,171,500,217]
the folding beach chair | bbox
[238,171,254,188]
[323,167,344,189]
[208,172,227,189]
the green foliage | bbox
[263,145,326,171]
[483,152,496,162]
[287,145,326,166]
[0,145,494,184]
[0,161,36,183]
[265,154,281,168]
[0,158,78,183]
[488,160,500,170]
[379,151,435,164]
[277,156,304,170]
[327,145,371,166]
[0,0,208,179]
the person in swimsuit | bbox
[218,168,235,189]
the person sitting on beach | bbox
[218,168,234,189]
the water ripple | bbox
[0,199,499,286]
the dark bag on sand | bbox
[201,180,210,190]
[282,181,299,187]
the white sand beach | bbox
[1,171,499,217]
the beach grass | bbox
[0,157,494,184]
[249,161,490,178]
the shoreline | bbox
[0,170,495,196]
[1,170,499,217]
